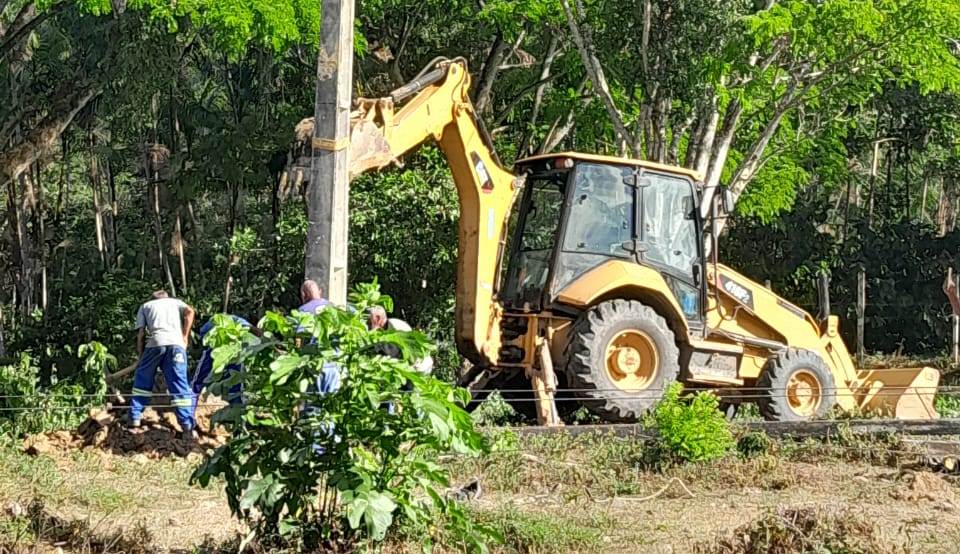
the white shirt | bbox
[135,298,188,348]
[387,318,433,374]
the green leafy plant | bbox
[0,354,100,436]
[736,430,772,459]
[644,383,734,465]
[192,284,495,551]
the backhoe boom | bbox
[341,60,518,366]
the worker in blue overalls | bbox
[190,314,256,421]
[129,290,197,440]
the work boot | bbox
[127,415,141,429]
[181,428,198,442]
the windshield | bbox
[562,163,635,256]
[502,173,567,309]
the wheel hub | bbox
[605,330,658,391]
[786,369,822,416]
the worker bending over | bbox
[298,280,340,394]
[368,306,434,375]
[129,290,197,440]
[190,314,257,420]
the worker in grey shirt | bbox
[129,290,197,439]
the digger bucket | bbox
[856,367,941,419]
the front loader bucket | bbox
[856,367,940,420]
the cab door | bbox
[637,171,704,329]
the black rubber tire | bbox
[564,299,680,422]
[756,349,837,422]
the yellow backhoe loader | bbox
[289,58,939,423]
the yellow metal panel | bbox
[517,152,704,182]
[554,260,689,336]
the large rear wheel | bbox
[564,299,680,422]
[757,349,837,422]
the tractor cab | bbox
[502,153,707,331]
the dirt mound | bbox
[22,406,228,459]
[891,471,957,506]
[693,506,907,554]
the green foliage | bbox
[644,383,734,465]
[0,352,105,437]
[934,395,960,418]
[71,0,320,55]
[736,430,772,459]
[192,284,495,551]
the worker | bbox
[129,290,197,440]
[299,279,329,314]
[368,306,434,375]
[297,279,340,394]
[190,314,256,420]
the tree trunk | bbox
[174,208,187,293]
[56,134,69,218]
[937,175,946,236]
[272,172,281,271]
[0,87,99,189]
[107,158,118,264]
[518,35,560,157]
[0,301,6,357]
[473,31,509,114]
[919,170,929,223]
[538,80,590,154]
[147,148,176,295]
[560,0,638,155]
[89,135,106,266]
[689,99,719,176]
[698,99,742,219]
[34,161,46,313]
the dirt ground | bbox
[1,427,959,553]
[22,406,228,459]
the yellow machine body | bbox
[290,59,939,422]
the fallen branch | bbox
[106,361,136,383]
[615,477,695,503]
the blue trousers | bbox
[130,345,194,430]
[302,361,342,455]
[191,349,243,417]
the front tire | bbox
[564,299,680,422]
[757,349,836,422]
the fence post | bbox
[945,268,960,364]
[953,312,959,364]
[856,270,866,367]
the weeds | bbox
[693,506,908,554]
[396,504,612,554]
[0,500,154,554]
[644,383,734,466]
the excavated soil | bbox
[694,506,907,554]
[21,406,228,458]
[891,470,957,509]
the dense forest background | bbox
[2,0,960,389]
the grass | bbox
[0,443,231,551]
[473,504,613,553]
[0,423,957,553]
[692,506,908,554]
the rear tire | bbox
[757,349,836,422]
[564,299,680,422]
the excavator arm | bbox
[320,60,518,366]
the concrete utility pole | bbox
[305,0,355,305]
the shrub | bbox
[192,283,495,552]
[736,430,772,459]
[694,506,904,554]
[0,350,106,437]
[644,383,734,465]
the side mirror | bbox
[722,189,735,215]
